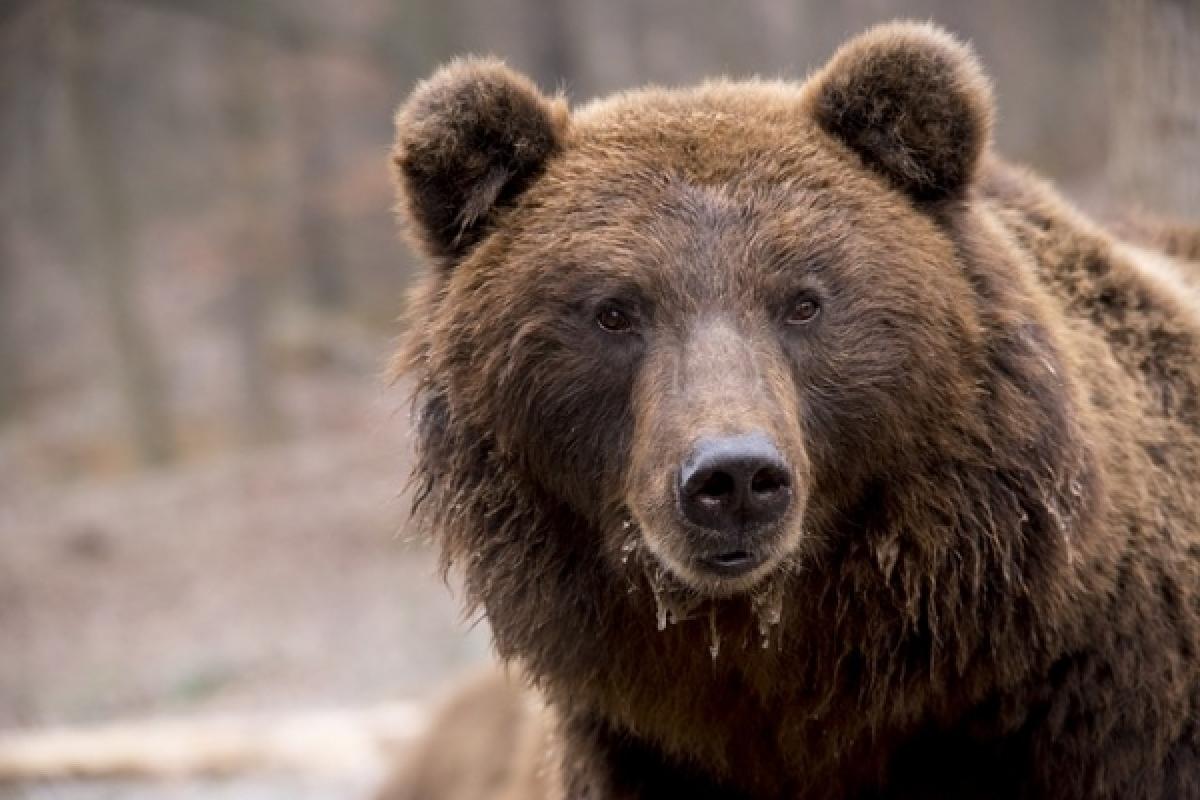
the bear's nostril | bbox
[750,466,789,495]
[678,432,794,535]
[695,470,736,501]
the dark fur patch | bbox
[809,22,993,203]
[392,58,567,265]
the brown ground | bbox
[0,387,491,798]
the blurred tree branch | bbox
[0,227,16,423]
[1107,0,1200,218]
[221,15,287,446]
[53,0,176,465]
[290,73,348,312]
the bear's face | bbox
[480,137,989,596]
[395,24,999,599]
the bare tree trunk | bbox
[223,25,286,446]
[569,0,645,94]
[1107,0,1200,219]
[525,0,576,89]
[291,68,347,311]
[54,0,175,465]
[0,227,17,423]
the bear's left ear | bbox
[805,22,993,204]
[393,58,569,265]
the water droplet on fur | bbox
[874,537,900,580]
[654,591,669,631]
[619,537,638,565]
[1068,479,1083,498]
[645,566,701,631]
[1046,500,1068,537]
[708,606,721,662]
[758,622,775,649]
[646,566,670,630]
[752,579,785,650]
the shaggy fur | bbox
[391,21,1200,800]
[393,58,569,264]
[810,23,992,203]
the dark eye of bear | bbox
[596,304,634,334]
[786,293,821,325]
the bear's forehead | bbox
[535,82,906,223]
[492,83,949,304]
[522,166,847,262]
[501,171,915,319]
[566,86,828,182]
[571,80,809,131]
[525,121,897,263]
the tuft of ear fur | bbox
[806,22,993,203]
[393,58,568,263]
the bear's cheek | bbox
[481,326,639,521]
[624,415,683,556]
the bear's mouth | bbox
[624,511,796,599]
[696,547,764,577]
[619,528,792,652]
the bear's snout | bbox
[624,316,810,592]
[677,432,793,576]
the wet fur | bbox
[391,22,1200,800]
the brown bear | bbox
[390,21,1200,800]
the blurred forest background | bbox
[0,0,1197,797]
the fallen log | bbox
[0,704,427,782]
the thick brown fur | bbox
[391,21,1200,800]
[374,671,552,800]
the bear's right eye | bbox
[596,304,634,334]
[785,292,822,326]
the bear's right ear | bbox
[392,59,568,265]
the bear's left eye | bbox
[596,304,634,334]
[785,292,821,325]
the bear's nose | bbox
[678,433,793,537]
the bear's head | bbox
[393,23,1094,661]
